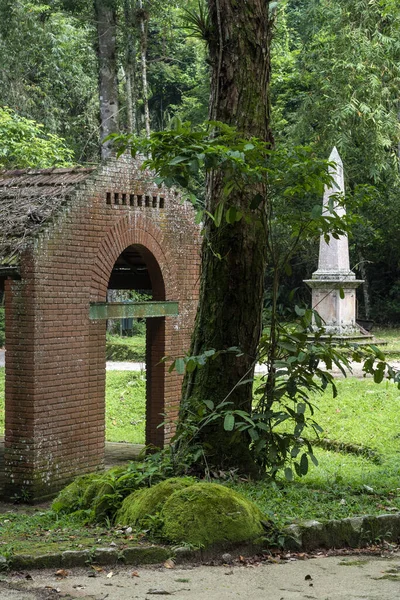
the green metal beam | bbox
[89,301,179,321]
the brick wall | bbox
[3,155,201,500]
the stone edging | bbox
[1,512,400,570]
[282,512,400,551]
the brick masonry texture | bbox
[2,155,201,500]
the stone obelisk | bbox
[305,147,363,335]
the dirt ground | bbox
[1,552,400,600]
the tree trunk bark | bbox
[179,0,273,474]
[137,0,151,138]
[124,0,137,134]
[94,0,119,159]
[358,252,371,319]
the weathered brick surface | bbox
[3,155,200,500]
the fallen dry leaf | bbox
[164,558,175,569]
[55,569,68,578]
[91,565,104,573]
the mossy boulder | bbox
[52,466,127,517]
[51,473,100,514]
[116,477,196,528]
[161,483,264,548]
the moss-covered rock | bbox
[52,466,128,517]
[161,483,264,548]
[51,473,100,514]
[116,477,196,528]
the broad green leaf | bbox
[224,413,235,431]
[300,453,309,475]
[168,155,187,165]
[203,400,214,411]
[284,467,293,481]
[175,358,185,375]
[214,202,224,227]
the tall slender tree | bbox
[94,0,119,158]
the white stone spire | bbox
[315,147,352,278]
[304,148,363,335]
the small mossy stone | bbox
[51,473,100,514]
[52,467,127,516]
[161,483,264,548]
[116,477,196,527]
[82,466,127,511]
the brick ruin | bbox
[0,155,200,500]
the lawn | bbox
[373,327,400,356]
[105,370,146,443]
[233,377,400,527]
[1,346,400,554]
[106,333,145,361]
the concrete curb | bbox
[282,512,400,551]
[1,512,400,570]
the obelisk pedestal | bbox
[304,148,364,336]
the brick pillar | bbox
[145,317,165,448]
[3,277,37,499]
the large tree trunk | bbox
[179,0,273,474]
[94,0,119,159]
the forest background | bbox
[1,0,400,323]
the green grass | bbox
[106,334,145,361]
[231,377,400,527]
[105,370,145,443]
[373,327,400,356]
[0,510,145,558]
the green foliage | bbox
[172,311,397,480]
[109,119,357,237]
[0,1,98,162]
[232,376,400,528]
[0,107,74,169]
[52,449,183,523]
[161,483,264,547]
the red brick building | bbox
[0,155,200,500]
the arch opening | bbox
[105,244,166,452]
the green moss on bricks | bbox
[161,483,264,548]
[116,477,196,528]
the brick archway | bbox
[0,156,200,500]
[90,214,184,450]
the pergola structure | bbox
[0,155,200,501]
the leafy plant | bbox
[0,106,74,169]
